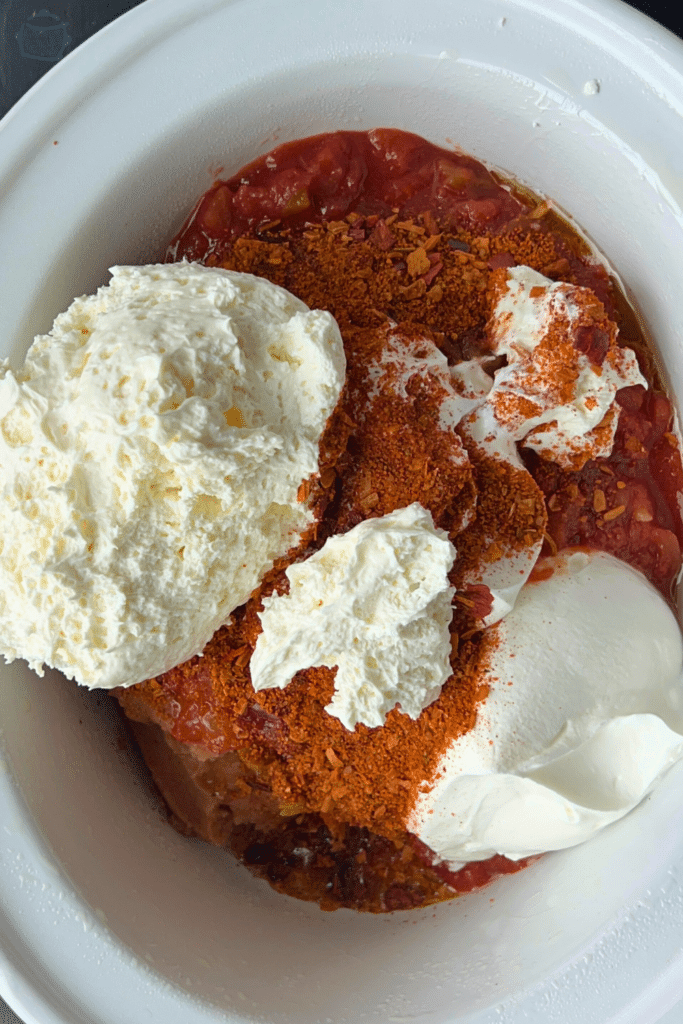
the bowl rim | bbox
[3,1,683,1022]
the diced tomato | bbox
[198,183,233,233]
[159,660,235,755]
[366,127,437,176]
[574,324,610,365]
[236,703,294,756]
[231,167,314,223]
[448,197,505,230]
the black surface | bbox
[626,0,683,37]
[0,1,144,118]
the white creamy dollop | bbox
[0,262,345,688]
[456,265,646,626]
[410,550,683,865]
[251,503,456,729]
[484,265,646,466]
[368,331,489,435]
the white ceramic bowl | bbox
[2,1,683,1022]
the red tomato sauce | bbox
[172,128,683,601]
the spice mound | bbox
[0,262,344,688]
[113,128,683,913]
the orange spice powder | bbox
[117,206,568,841]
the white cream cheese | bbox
[251,503,456,730]
[410,550,683,865]
[0,262,345,688]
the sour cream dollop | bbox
[410,549,683,865]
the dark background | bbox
[1,0,683,120]
[0,1,682,1024]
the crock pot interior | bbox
[2,3,683,1021]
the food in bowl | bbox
[118,129,683,910]
[2,128,682,913]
